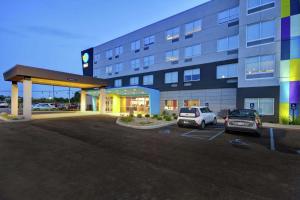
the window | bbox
[247,0,274,9]
[165,72,178,84]
[166,27,180,40]
[245,55,275,79]
[105,50,113,59]
[94,53,100,64]
[184,69,200,82]
[246,20,275,47]
[244,98,274,115]
[184,99,200,107]
[131,59,140,70]
[217,35,239,52]
[131,40,140,51]
[144,35,155,46]
[105,65,113,74]
[184,44,202,58]
[165,50,179,62]
[114,79,122,87]
[115,63,123,73]
[185,19,202,35]
[144,56,155,67]
[217,64,238,79]
[115,46,123,56]
[164,100,178,111]
[143,75,154,85]
[130,77,139,85]
[93,68,101,78]
[218,6,239,24]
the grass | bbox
[120,116,134,123]
[139,121,153,125]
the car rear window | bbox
[180,108,197,114]
[229,109,256,117]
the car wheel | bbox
[200,121,205,130]
[225,128,231,134]
[177,123,184,128]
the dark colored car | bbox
[224,109,262,136]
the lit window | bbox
[165,72,178,84]
[94,53,100,64]
[165,50,179,62]
[217,64,238,79]
[184,69,200,82]
[166,27,180,40]
[185,19,202,35]
[246,20,275,47]
[244,98,274,115]
[217,35,239,52]
[184,44,202,58]
[144,35,155,46]
[218,6,239,24]
[115,63,123,73]
[131,40,140,51]
[115,46,123,56]
[144,56,155,67]
[114,79,122,87]
[105,65,113,74]
[184,99,200,107]
[130,77,139,85]
[164,100,178,111]
[131,59,140,70]
[245,55,275,79]
[105,50,113,59]
[143,75,154,85]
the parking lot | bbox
[0,115,299,200]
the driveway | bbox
[0,115,299,200]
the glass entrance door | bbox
[105,96,113,112]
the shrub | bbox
[164,115,172,121]
[145,114,150,118]
[172,113,177,117]
[152,114,158,119]
[137,114,142,118]
[157,116,163,120]
[173,116,178,120]
[129,114,134,118]
[120,116,133,123]
[162,110,168,116]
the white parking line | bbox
[181,129,198,136]
[208,130,224,141]
[270,128,276,151]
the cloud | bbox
[25,25,88,40]
[0,27,29,38]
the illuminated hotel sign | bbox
[82,53,89,68]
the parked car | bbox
[0,101,9,108]
[32,103,56,111]
[177,106,217,129]
[224,109,262,136]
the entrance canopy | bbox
[3,65,107,89]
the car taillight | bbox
[255,118,260,126]
[224,116,229,124]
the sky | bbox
[0,0,209,98]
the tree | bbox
[70,91,80,103]
[0,95,4,101]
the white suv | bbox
[177,106,217,129]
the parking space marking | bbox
[181,128,225,140]
[208,130,224,141]
[270,128,275,151]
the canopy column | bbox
[11,81,18,116]
[23,78,32,119]
[80,89,87,112]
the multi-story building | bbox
[81,0,300,123]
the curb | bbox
[116,118,176,130]
[0,116,29,123]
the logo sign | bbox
[205,103,209,107]
[250,103,255,109]
[291,103,297,110]
[82,53,89,63]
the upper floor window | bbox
[115,63,123,73]
[130,77,139,85]
[144,55,155,67]
[246,20,275,47]
[218,6,239,24]
[184,44,202,59]
[94,53,100,64]
[105,65,113,74]
[105,50,113,60]
[114,79,122,87]
[217,63,238,79]
[115,46,123,56]
[247,0,275,14]
[245,55,275,79]
[165,72,178,84]
[143,75,154,85]
[131,59,140,70]
[184,69,200,82]
[131,40,140,52]
[166,49,179,62]
[217,35,239,52]
[185,19,202,36]
[144,35,155,46]
[93,68,101,78]
[166,27,180,41]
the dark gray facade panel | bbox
[236,86,280,123]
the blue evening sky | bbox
[0,0,209,98]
